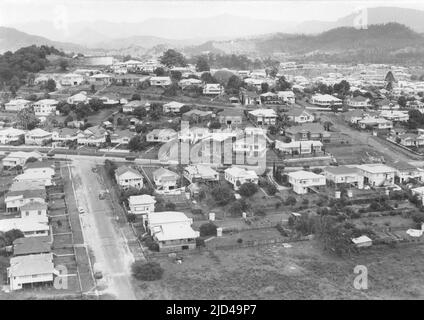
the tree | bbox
[333,80,350,97]
[209,120,221,130]
[238,182,259,197]
[261,82,269,93]
[195,55,210,72]
[153,67,166,76]
[199,222,217,237]
[398,96,407,108]
[17,107,40,130]
[128,135,148,152]
[131,93,141,101]
[133,108,147,119]
[276,76,291,91]
[211,185,234,205]
[160,49,187,68]
[59,59,69,71]
[4,229,24,245]
[46,79,56,92]
[163,83,179,97]
[201,72,218,84]
[226,75,243,94]
[131,261,164,281]
[170,70,182,82]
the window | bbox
[38,210,41,215]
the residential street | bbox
[69,159,137,300]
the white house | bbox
[0,218,49,237]
[14,170,53,187]
[248,108,277,125]
[323,166,364,189]
[25,128,52,146]
[2,151,42,168]
[233,134,267,157]
[356,164,396,187]
[310,94,342,107]
[122,100,148,113]
[19,201,48,224]
[76,126,106,146]
[5,99,31,112]
[184,164,219,183]
[24,161,55,177]
[60,73,84,86]
[277,91,296,104]
[287,170,326,194]
[51,128,79,143]
[346,96,370,108]
[32,99,58,116]
[224,166,259,190]
[163,101,185,113]
[275,140,323,155]
[153,167,179,193]
[285,109,315,123]
[67,92,89,105]
[128,194,156,216]
[115,166,144,189]
[0,128,25,145]
[203,83,224,95]
[8,253,58,291]
[146,129,177,143]
[149,76,172,87]
[380,110,409,122]
[147,211,199,252]
[5,189,46,213]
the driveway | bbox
[69,159,137,300]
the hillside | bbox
[188,23,424,63]
[0,27,85,54]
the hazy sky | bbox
[2,0,424,25]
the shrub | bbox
[192,208,203,215]
[237,238,243,244]
[228,200,243,217]
[144,236,159,252]
[165,202,176,210]
[126,213,136,223]
[412,212,424,224]
[196,238,205,247]
[302,199,309,206]
[199,222,217,237]
[211,185,234,206]
[238,182,259,197]
[285,196,297,206]
[254,208,266,217]
[131,261,164,281]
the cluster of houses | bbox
[0,153,60,291]
[286,161,423,195]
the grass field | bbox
[133,240,424,300]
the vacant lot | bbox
[133,240,424,300]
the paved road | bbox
[69,159,137,300]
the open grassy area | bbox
[133,240,424,300]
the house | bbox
[218,109,243,127]
[146,129,177,143]
[113,74,149,86]
[153,167,179,192]
[179,78,202,89]
[13,236,51,256]
[380,110,409,122]
[233,134,267,157]
[25,128,52,146]
[128,194,156,216]
[396,133,424,147]
[8,253,58,291]
[5,189,46,213]
[32,99,58,116]
[0,127,25,145]
[19,201,48,224]
[115,166,143,189]
[275,140,323,155]
[390,161,422,183]
[122,100,149,113]
[24,161,55,177]
[14,170,53,187]
[184,165,219,183]
[163,101,185,113]
[284,123,330,142]
[51,128,79,143]
[412,186,424,198]
[149,76,172,87]
[5,99,31,112]
[60,73,84,86]
[345,95,370,108]
[248,108,277,126]
[203,83,224,95]
[310,94,342,107]
[239,89,261,106]
[146,211,199,252]
[67,92,89,104]
[323,166,364,189]
[2,151,42,168]
[178,126,211,143]
[89,73,112,85]
[260,92,279,105]
[277,91,295,104]
[224,166,259,190]
[9,180,45,193]
[285,109,314,123]
[0,218,49,237]
[77,126,106,146]
[358,117,393,130]
[356,164,396,187]
[181,109,213,122]
[287,170,326,194]
[109,130,135,145]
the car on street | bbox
[78,207,85,214]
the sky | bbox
[2,0,424,25]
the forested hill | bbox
[189,23,424,63]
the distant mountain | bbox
[0,27,85,53]
[187,23,424,64]
[295,6,424,34]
